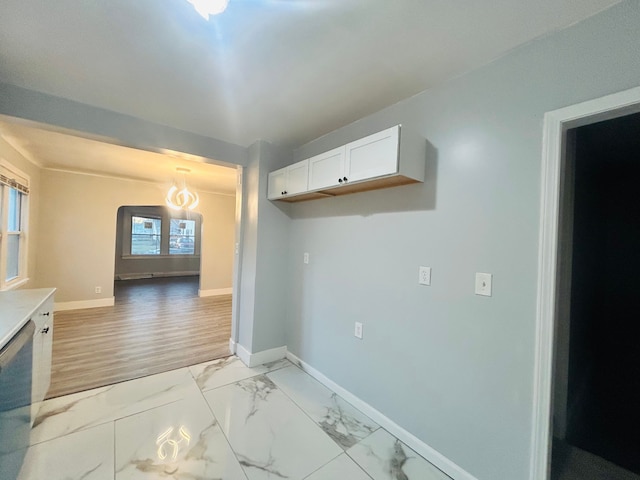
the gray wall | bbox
[237,140,292,353]
[114,205,202,278]
[285,2,640,479]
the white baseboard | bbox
[199,287,233,297]
[236,344,251,366]
[54,297,115,312]
[229,338,237,355]
[236,344,287,368]
[115,271,199,281]
[286,351,478,480]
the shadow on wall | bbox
[289,140,438,219]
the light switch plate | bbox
[418,266,431,286]
[475,273,492,296]
[354,322,363,339]
[303,252,309,264]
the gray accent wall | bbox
[237,140,292,353]
[285,2,640,479]
[114,205,202,279]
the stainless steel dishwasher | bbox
[0,320,35,480]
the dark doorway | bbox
[553,112,640,479]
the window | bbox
[1,161,29,290]
[120,206,201,258]
[131,216,162,255]
[169,219,196,255]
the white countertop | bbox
[0,288,56,349]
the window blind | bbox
[0,163,29,195]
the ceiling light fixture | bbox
[166,167,200,211]
[186,0,230,19]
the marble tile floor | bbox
[5,356,452,480]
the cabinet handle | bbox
[283,190,288,195]
[338,178,343,183]
[343,177,348,182]
[41,326,50,334]
[42,312,50,316]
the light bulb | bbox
[186,0,229,19]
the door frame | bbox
[530,85,640,480]
[230,165,244,354]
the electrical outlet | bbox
[303,252,310,264]
[418,266,431,286]
[95,286,102,294]
[354,322,363,339]
[475,273,492,297]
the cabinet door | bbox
[40,316,53,401]
[286,160,309,195]
[345,125,399,182]
[267,168,287,199]
[30,315,44,423]
[31,296,54,423]
[308,146,345,190]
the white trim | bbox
[0,159,30,189]
[198,287,233,297]
[230,166,244,367]
[236,344,287,368]
[44,167,236,197]
[0,168,30,291]
[116,271,199,280]
[0,277,29,291]
[286,351,478,480]
[228,337,237,355]
[531,85,640,480]
[236,344,251,366]
[54,297,115,311]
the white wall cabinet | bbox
[345,125,400,182]
[269,125,425,202]
[267,159,309,200]
[31,294,54,423]
[308,146,346,190]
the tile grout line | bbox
[265,363,380,478]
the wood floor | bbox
[47,276,231,399]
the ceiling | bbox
[0,0,622,190]
[0,118,238,195]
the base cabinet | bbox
[31,295,54,424]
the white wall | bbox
[285,2,640,479]
[35,169,235,303]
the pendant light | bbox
[166,167,200,211]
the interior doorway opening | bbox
[550,113,640,480]
[47,197,237,399]
[532,86,640,480]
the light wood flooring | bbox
[47,276,231,399]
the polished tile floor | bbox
[16,356,451,480]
